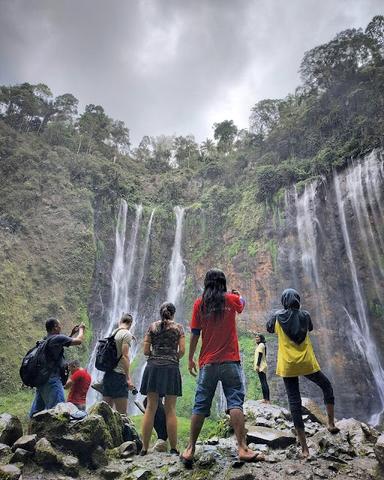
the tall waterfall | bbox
[167,206,186,308]
[284,150,384,424]
[87,201,142,404]
[334,159,384,425]
[132,208,156,345]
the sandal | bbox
[170,448,180,455]
[139,450,148,456]
[180,454,194,469]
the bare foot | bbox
[298,448,310,459]
[181,445,194,462]
[238,447,264,462]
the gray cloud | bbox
[0,0,382,145]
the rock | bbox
[10,447,33,463]
[168,466,181,476]
[196,451,217,467]
[206,436,219,445]
[120,414,142,452]
[131,469,151,480]
[151,438,168,452]
[301,398,327,425]
[0,464,21,480]
[12,434,37,452]
[374,433,384,465]
[246,426,296,449]
[90,445,109,469]
[35,437,60,467]
[312,429,355,457]
[88,401,123,446]
[243,400,291,423]
[119,440,137,457]
[0,443,12,463]
[0,414,23,446]
[100,464,124,479]
[59,454,80,477]
[31,408,70,440]
[53,402,81,416]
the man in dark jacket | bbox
[29,318,85,417]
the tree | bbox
[365,15,384,59]
[250,99,281,137]
[109,120,130,154]
[300,28,377,90]
[173,135,199,168]
[78,104,112,153]
[213,120,238,153]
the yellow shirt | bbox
[254,343,267,373]
[275,320,320,377]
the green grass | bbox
[0,389,35,433]
[130,414,219,447]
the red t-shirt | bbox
[67,369,92,405]
[190,292,245,368]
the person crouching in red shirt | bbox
[65,360,91,410]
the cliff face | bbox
[87,150,384,424]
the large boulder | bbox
[0,414,22,446]
[375,433,384,465]
[246,426,296,449]
[301,398,327,425]
[35,437,61,467]
[311,428,355,457]
[88,401,123,446]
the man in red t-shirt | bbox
[181,269,263,467]
[65,360,91,410]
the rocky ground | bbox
[1,399,384,480]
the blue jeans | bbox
[192,361,245,417]
[29,376,65,417]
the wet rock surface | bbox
[0,400,383,479]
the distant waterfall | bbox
[334,160,384,425]
[167,206,186,308]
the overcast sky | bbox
[0,0,382,146]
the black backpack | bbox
[20,338,54,387]
[95,329,123,372]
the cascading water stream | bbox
[295,183,321,288]
[87,201,142,405]
[131,208,156,352]
[167,206,187,308]
[334,169,384,425]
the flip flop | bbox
[180,454,194,469]
[327,426,340,434]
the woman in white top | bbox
[254,333,270,403]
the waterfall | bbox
[132,208,156,345]
[167,206,186,307]
[334,169,384,425]
[295,183,321,288]
[87,201,142,405]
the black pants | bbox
[258,371,270,401]
[283,371,334,430]
[143,397,168,441]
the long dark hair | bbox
[159,302,176,330]
[256,333,267,356]
[200,269,227,319]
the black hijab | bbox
[275,288,311,345]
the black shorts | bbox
[140,363,182,397]
[103,370,129,398]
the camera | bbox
[131,388,138,395]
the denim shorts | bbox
[192,361,245,417]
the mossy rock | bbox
[88,401,123,446]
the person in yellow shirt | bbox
[266,288,339,458]
[253,334,270,403]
